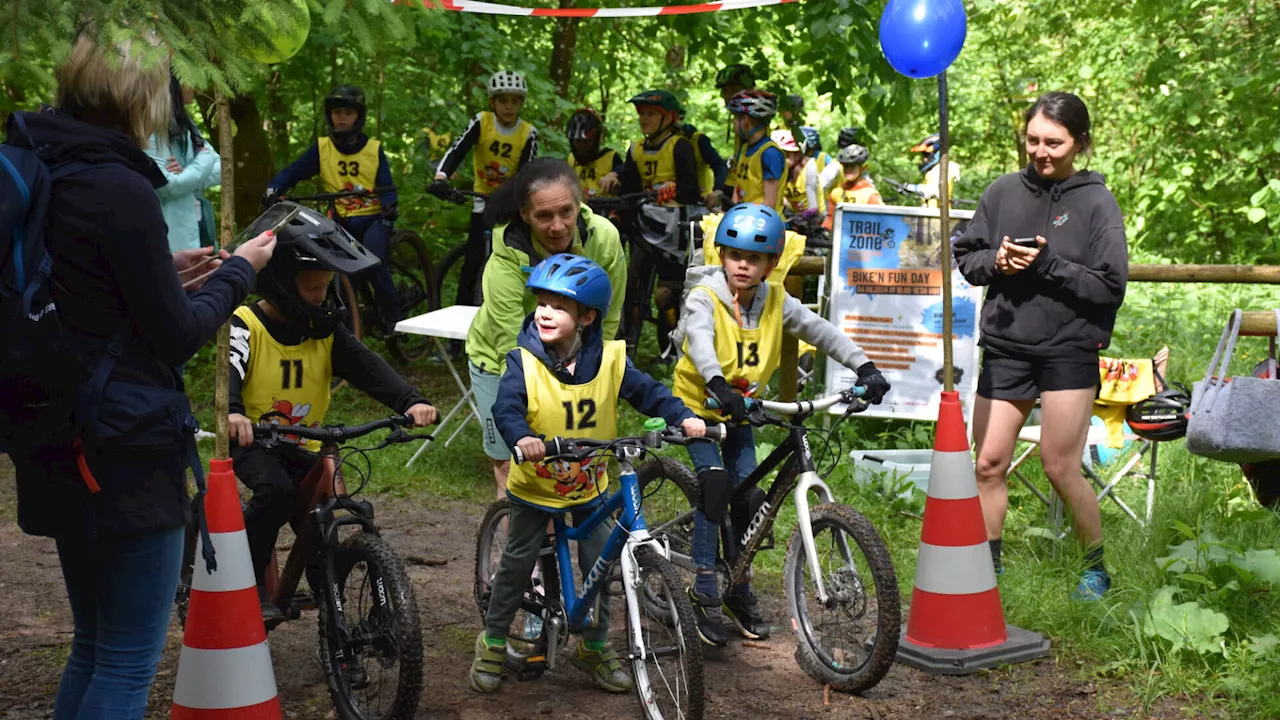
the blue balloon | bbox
[879,0,968,79]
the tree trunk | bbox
[208,94,274,230]
[213,88,236,461]
[548,0,579,100]
[267,70,289,165]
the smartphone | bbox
[1011,237,1039,248]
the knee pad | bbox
[698,468,732,524]
[730,486,766,544]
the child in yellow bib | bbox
[471,254,704,695]
[430,70,540,306]
[618,90,701,207]
[725,90,785,213]
[264,84,403,332]
[566,108,622,198]
[225,204,438,625]
[673,203,891,647]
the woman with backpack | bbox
[145,72,221,252]
[1,33,275,718]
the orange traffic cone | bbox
[172,458,282,719]
[895,391,1050,674]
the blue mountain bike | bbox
[475,421,725,720]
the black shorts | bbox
[977,349,1098,401]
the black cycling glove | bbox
[428,179,452,200]
[706,376,748,424]
[261,187,281,210]
[854,362,890,405]
[381,202,399,223]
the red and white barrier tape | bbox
[420,0,797,18]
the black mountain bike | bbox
[637,389,901,694]
[176,416,430,720]
[427,187,486,308]
[284,188,435,363]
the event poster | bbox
[824,204,982,422]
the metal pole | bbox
[937,71,954,393]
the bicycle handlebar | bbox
[585,192,660,211]
[252,415,416,444]
[705,387,868,420]
[283,186,398,203]
[512,423,727,465]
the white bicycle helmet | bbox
[770,129,800,152]
[487,70,528,98]
[837,143,869,166]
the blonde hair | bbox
[55,34,170,147]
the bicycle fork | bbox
[793,470,855,606]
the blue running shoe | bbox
[1072,568,1111,600]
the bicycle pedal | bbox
[515,656,548,681]
[759,530,776,551]
[292,591,317,611]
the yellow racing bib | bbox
[673,286,785,420]
[570,149,619,198]
[629,134,679,201]
[507,341,627,509]
[731,138,784,213]
[474,111,533,194]
[687,129,715,198]
[234,305,334,452]
[318,137,381,217]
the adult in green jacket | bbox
[466,158,626,498]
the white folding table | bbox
[394,305,481,467]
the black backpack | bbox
[0,112,100,448]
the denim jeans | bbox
[345,215,400,327]
[54,525,184,720]
[685,424,757,572]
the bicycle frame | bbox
[657,423,853,606]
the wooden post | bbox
[780,274,804,401]
[213,88,235,462]
[937,72,954,393]
[1240,311,1280,337]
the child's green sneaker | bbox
[470,632,506,693]
[569,641,633,693]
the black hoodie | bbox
[953,164,1128,361]
[4,109,255,537]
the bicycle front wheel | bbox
[384,228,434,363]
[783,502,899,694]
[320,532,424,720]
[628,546,705,720]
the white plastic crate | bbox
[849,449,933,499]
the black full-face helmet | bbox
[324,85,367,145]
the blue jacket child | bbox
[471,254,703,696]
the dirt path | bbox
[0,458,1180,720]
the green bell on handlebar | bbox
[643,417,667,432]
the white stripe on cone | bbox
[173,643,280,709]
[914,542,999,596]
[191,531,257,594]
[927,449,981,500]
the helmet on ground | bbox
[714,203,784,255]
[715,64,755,89]
[488,70,528,98]
[250,202,379,339]
[778,93,804,114]
[837,144,869,167]
[798,126,822,155]
[726,89,777,120]
[324,85,367,143]
[1125,385,1190,442]
[912,133,941,173]
[566,108,603,143]
[837,126,861,149]
[526,254,612,316]
[770,129,800,152]
[628,89,682,114]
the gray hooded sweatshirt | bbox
[679,265,870,383]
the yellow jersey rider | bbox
[430,70,539,306]
[618,90,702,207]
[726,89,785,212]
[822,144,884,231]
[263,85,401,333]
[906,132,962,207]
[566,108,622,198]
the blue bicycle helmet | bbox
[526,253,613,315]
[798,126,822,156]
[714,203,784,255]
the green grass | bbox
[184,280,1280,717]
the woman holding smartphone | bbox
[953,91,1128,601]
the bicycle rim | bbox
[635,459,702,618]
[384,230,433,362]
[325,533,423,720]
[629,548,704,720]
